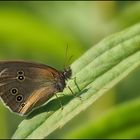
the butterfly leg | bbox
[54,93,63,110]
[69,76,81,92]
[68,76,81,99]
[73,77,81,92]
[67,85,81,100]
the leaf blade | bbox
[12,23,140,139]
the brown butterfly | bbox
[0,61,71,115]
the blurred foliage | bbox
[0,1,140,139]
[65,97,140,139]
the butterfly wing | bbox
[0,61,61,115]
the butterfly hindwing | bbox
[0,61,61,115]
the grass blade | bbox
[12,23,140,139]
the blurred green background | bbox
[0,1,140,139]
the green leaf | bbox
[12,23,140,139]
[0,103,8,139]
[66,97,140,139]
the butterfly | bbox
[0,61,72,115]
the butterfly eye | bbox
[17,71,24,75]
[16,95,23,102]
[17,75,25,81]
[10,88,18,95]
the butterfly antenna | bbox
[67,55,74,67]
[64,43,69,69]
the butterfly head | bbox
[62,66,72,80]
